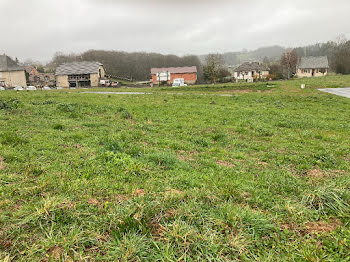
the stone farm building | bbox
[233,62,270,82]
[25,66,55,86]
[0,55,26,87]
[56,62,105,88]
[296,56,329,78]
[151,66,197,85]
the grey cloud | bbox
[0,0,349,62]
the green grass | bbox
[0,75,350,261]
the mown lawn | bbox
[1,76,350,261]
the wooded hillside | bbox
[48,50,203,81]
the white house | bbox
[233,62,270,82]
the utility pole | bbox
[158,72,160,87]
[166,71,169,86]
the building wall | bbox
[90,73,100,87]
[56,66,105,88]
[29,73,55,84]
[98,66,105,78]
[234,70,269,80]
[0,70,27,87]
[152,72,197,85]
[297,68,328,78]
[56,75,69,88]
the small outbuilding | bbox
[296,56,329,78]
[151,66,197,85]
[55,62,105,88]
[233,62,270,82]
[0,55,27,88]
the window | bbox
[303,69,308,74]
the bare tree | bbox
[281,50,298,79]
[332,40,350,74]
[203,54,225,83]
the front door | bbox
[312,69,315,76]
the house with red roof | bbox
[151,66,197,85]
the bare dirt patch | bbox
[216,160,235,168]
[47,245,64,260]
[303,169,344,181]
[281,219,343,235]
[224,89,252,94]
[59,201,76,210]
[307,169,326,178]
[280,222,300,233]
[165,208,177,218]
[134,189,145,196]
[177,150,198,161]
[0,238,13,250]
[234,90,252,93]
[97,232,110,243]
[88,199,100,206]
[115,194,129,202]
[0,156,7,170]
[165,189,185,197]
[151,223,167,241]
[305,219,342,234]
[74,144,84,149]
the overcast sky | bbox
[1,0,349,62]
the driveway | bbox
[318,88,350,98]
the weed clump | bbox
[117,107,134,119]
[56,103,79,113]
[190,137,210,147]
[102,151,146,176]
[147,151,178,169]
[53,124,64,130]
[31,100,56,106]
[56,103,81,118]
[102,140,123,153]
[0,132,28,146]
[0,99,20,111]
[302,187,349,216]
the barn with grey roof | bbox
[55,61,105,88]
[0,54,27,88]
[297,56,329,78]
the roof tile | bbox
[55,62,103,76]
[298,56,329,69]
[151,66,197,74]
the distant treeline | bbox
[46,38,350,81]
[48,50,203,81]
[294,39,350,74]
[199,45,286,65]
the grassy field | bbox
[0,75,350,261]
